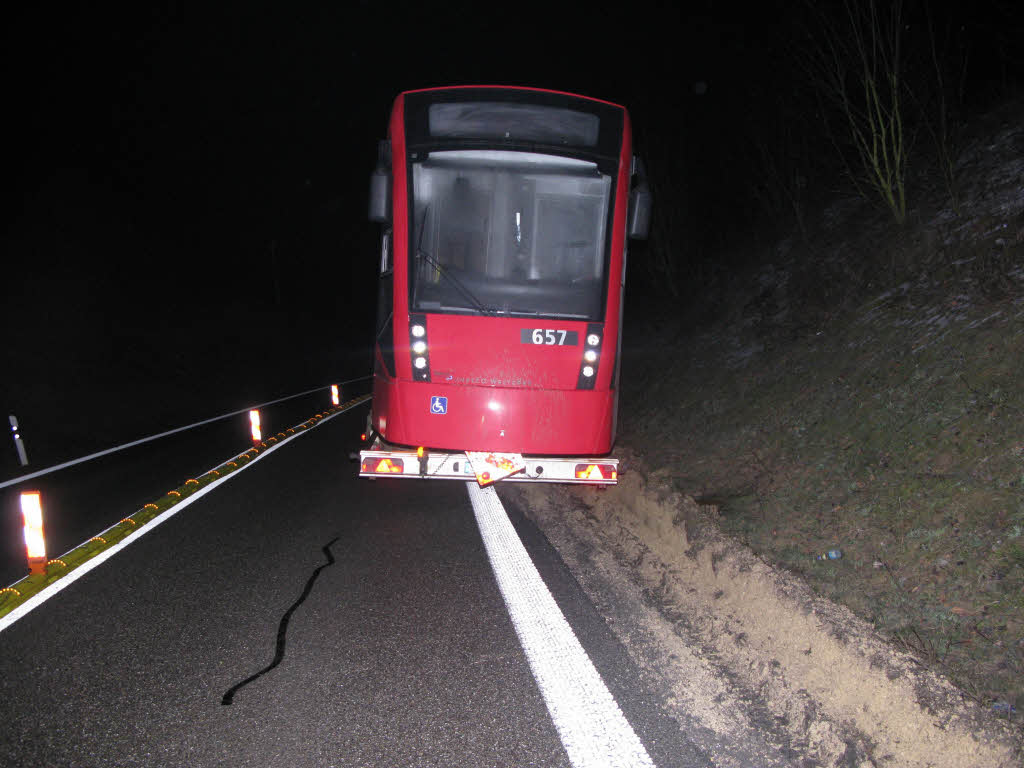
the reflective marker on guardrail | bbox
[249,410,262,444]
[331,385,340,406]
[9,414,29,466]
[20,491,46,576]
[0,375,374,494]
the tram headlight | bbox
[577,323,603,390]
[409,314,430,381]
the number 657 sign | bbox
[521,329,579,346]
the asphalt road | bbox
[0,405,708,767]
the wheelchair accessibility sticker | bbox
[430,396,448,415]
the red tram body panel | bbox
[363,86,649,482]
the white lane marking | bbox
[0,404,359,634]
[467,482,656,768]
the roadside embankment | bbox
[511,466,1022,767]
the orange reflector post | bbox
[360,457,405,474]
[574,463,617,481]
[331,384,340,406]
[20,491,47,575]
[249,409,261,443]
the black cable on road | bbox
[222,536,340,705]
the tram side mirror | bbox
[368,140,392,223]
[627,154,651,240]
[627,183,651,239]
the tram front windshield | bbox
[410,150,612,320]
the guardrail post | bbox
[20,491,47,575]
[9,414,29,466]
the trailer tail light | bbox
[574,463,617,481]
[409,314,430,381]
[362,457,405,474]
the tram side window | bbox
[376,230,395,376]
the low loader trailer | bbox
[360,442,617,486]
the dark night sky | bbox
[2,2,777,303]
[1,3,725,412]
[2,1,1022,467]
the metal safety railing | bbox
[2,375,371,492]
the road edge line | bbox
[467,481,656,768]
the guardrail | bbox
[1,376,371,491]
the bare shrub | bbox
[802,0,910,224]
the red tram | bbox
[360,86,650,484]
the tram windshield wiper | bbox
[415,247,495,316]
